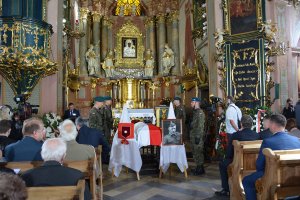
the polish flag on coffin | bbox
[134,122,162,148]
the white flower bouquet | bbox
[42,112,62,138]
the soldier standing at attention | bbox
[173,97,186,120]
[89,96,105,132]
[190,97,206,175]
[103,96,113,141]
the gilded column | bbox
[79,7,90,75]
[101,17,109,60]
[156,14,166,75]
[145,17,156,73]
[170,11,180,75]
[107,18,113,53]
[92,11,102,76]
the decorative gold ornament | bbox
[114,20,144,69]
[80,7,90,20]
[115,0,141,16]
[91,11,101,22]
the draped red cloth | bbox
[148,124,162,146]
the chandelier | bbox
[115,0,141,16]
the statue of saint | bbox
[260,20,277,42]
[162,44,175,75]
[85,45,98,76]
[144,49,154,77]
[123,39,136,57]
[102,50,115,78]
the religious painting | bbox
[162,119,182,145]
[122,37,137,58]
[227,0,261,35]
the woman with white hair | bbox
[59,119,95,161]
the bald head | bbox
[41,138,67,163]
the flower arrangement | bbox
[215,114,228,159]
[42,112,62,138]
[246,106,272,132]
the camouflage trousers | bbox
[190,132,204,166]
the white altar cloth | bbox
[159,145,188,173]
[114,109,156,124]
[108,134,142,177]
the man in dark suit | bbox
[0,120,16,156]
[63,103,80,122]
[259,115,272,140]
[5,118,44,161]
[243,114,300,200]
[215,115,260,197]
[21,138,91,200]
[75,117,110,164]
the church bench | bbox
[5,158,97,200]
[228,140,262,200]
[95,145,103,200]
[255,148,300,200]
[27,179,85,200]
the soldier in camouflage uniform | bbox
[173,97,186,140]
[190,97,206,175]
[103,96,114,141]
[173,97,186,120]
[89,96,105,132]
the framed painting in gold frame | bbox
[223,0,263,35]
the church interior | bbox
[1,0,300,200]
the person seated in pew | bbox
[243,114,300,200]
[21,138,91,200]
[59,119,96,161]
[215,115,259,197]
[0,172,27,200]
[0,120,16,156]
[75,117,111,164]
[286,118,300,138]
[5,118,44,162]
[259,115,273,140]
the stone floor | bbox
[102,162,229,200]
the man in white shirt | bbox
[225,96,242,141]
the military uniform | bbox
[174,105,186,120]
[89,107,104,132]
[103,105,113,140]
[190,107,205,173]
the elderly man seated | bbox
[21,138,91,199]
[75,117,110,164]
[59,119,96,161]
[5,117,44,161]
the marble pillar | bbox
[79,7,89,75]
[107,18,113,53]
[92,11,101,76]
[101,17,109,60]
[145,17,156,74]
[170,11,180,75]
[156,14,166,75]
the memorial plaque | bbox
[229,40,263,108]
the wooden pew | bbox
[255,148,300,200]
[228,140,262,200]
[95,145,103,200]
[6,158,97,200]
[27,179,85,200]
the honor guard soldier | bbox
[89,96,105,132]
[103,96,113,140]
[173,97,186,120]
[190,97,206,175]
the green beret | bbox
[104,96,112,101]
[94,96,105,102]
[191,97,200,102]
[174,97,181,101]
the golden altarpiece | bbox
[63,0,208,119]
